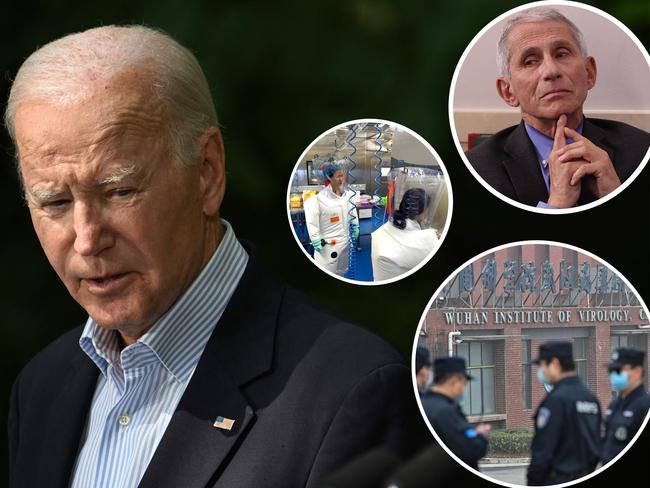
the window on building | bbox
[456,341,496,416]
[611,333,646,352]
[573,337,587,385]
[522,340,532,410]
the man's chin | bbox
[537,102,583,121]
[83,303,151,337]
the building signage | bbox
[459,259,628,296]
[442,308,643,326]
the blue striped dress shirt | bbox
[70,220,248,488]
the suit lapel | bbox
[582,118,616,162]
[501,122,550,205]
[38,351,98,488]
[140,243,285,488]
[137,354,256,488]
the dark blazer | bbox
[466,118,650,207]
[8,244,427,488]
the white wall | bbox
[452,3,650,146]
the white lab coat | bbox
[303,185,357,276]
[371,218,439,281]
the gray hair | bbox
[496,7,588,78]
[5,25,218,167]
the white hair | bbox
[5,25,218,167]
[496,7,588,78]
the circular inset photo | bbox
[287,119,452,284]
[413,241,650,487]
[450,1,650,213]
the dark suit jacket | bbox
[8,244,426,487]
[466,118,650,207]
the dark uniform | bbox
[421,357,487,470]
[602,348,650,464]
[602,385,650,464]
[422,392,488,470]
[528,342,601,486]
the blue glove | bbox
[351,225,360,240]
[311,239,323,253]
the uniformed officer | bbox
[602,347,650,465]
[415,347,433,397]
[421,357,491,470]
[528,341,601,485]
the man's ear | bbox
[197,127,226,217]
[585,56,597,90]
[496,77,520,107]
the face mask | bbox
[425,374,433,389]
[457,393,465,404]
[610,371,629,392]
[536,367,549,385]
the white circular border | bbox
[448,0,650,215]
[410,239,650,487]
[285,117,454,286]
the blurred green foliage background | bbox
[0,0,648,485]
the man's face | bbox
[497,21,596,122]
[15,71,220,340]
[540,358,561,384]
[416,365,432,388]
[451,375,469,400]
[621,364,642,385]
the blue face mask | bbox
[536,367,549,385]
[458,393,465,404]
[610,371,629,392]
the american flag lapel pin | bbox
[213,415,236,431]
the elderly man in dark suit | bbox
[467,6,650,209]
[6,26,424,488]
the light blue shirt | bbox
[525,120,584,209]
[70,220,248,488]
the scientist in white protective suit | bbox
[303,162,360,276]
[371,179,441,281]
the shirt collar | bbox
[79,219,249,383]
[325,185,348,198]
[432,391,455,403]
[554,374,581,389]
[524,119,584,193]
[620,384,646,405]
[524,118,584,164]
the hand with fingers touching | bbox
[558,127,621,199]
[547,114,590,208]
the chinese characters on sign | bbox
[459,259,627,296]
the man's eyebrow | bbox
[549,39,576,51]
[28,187,66,203]
[518,46,541,60]
[97,165,139,185]
[518,40,576,60]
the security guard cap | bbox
[433,356,473,382]
[532,340,573,365]
[607,347,645,371]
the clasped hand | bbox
[547,114,620,208]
